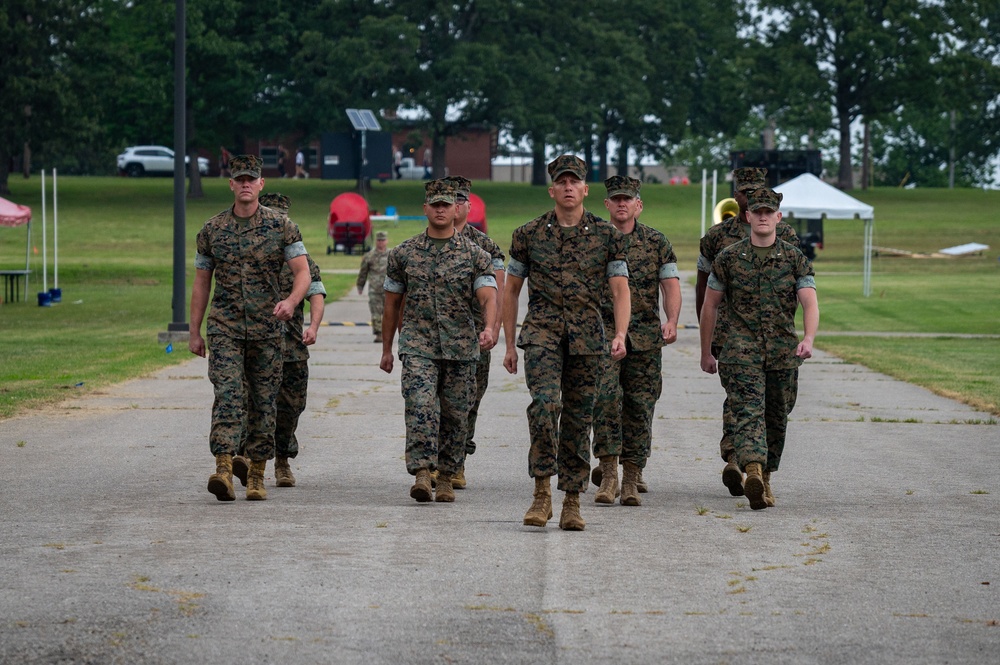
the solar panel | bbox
[346,108,381,131]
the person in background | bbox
[295,148,308,179]
[219,146,232,178]
[357,231,390,343]
[277,144,288,178]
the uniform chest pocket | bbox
[244,223,284,270]
[439,262,474,289]
[764,264,797,295]
[573,237,608,276]
[404,260,434,285]
[629,257,655,285]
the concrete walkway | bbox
[1,277,997,664]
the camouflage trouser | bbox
[718,363,798,472]
[401,354,475,476]
[237,359,308,459]
[368,288,385,332]
[274,359,308,458]
[522,344,600,493]
[714,344,736,462]
[592,345,662,467]
[207,334,281,461]
[465,348,491,455]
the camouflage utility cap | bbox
[230,154,262,179]
[733,167,767,192]
[747,187,783,212]
[425,179,457,204]
[604,174,641,198]
[548,155,587,181]
[258,192,290,211]
[443,176,472,201]
[375,231,388,240]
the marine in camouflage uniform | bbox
[357,231,389,342]
[503,155,630,531]
[379,179,498,503]
[189,155,311,502]
[233,193,326,490]
[590,175,681,506]
[442,176,506,488]
[700,187,819,510]
[695,167,800,497]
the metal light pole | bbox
[161,0,188,343]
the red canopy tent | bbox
[467,193,487,234]
[0,196,32,303]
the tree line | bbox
[1,0,997,195]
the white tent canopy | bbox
[774,173,875,296]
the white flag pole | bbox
[52,169,58,291]
[41,170,48,294]
[700,169,707,237]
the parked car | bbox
[117,145,209,177]
[396,156,430,180]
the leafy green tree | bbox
[498,0,747,186]
[0,0,88,193]
[855,0,1000,187]
[372,0,513,178]
[759,0,938,189]
[494,2,589,185]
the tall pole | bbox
[168,0,188,336]
[700,168,707,238]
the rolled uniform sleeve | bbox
[285,241,307,261]
[474,275,497,291]
[606,260,629,279]
[506,257,528,279]
[384,248,407,294]
[195,252,214,271]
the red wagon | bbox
[327,192,373,255]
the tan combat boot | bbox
[274,457,296,487]
[558,491,586,531]
[763,470,775,507]
[452,465,467,490]
[636,467,648,493]
[410,469,433,502]
[594,455,619,504]
[523,476,553,527]
[722,452,744,497]
[620,461,642,506]
[246,460,268,501]
[231,455,249,488]
[744,462,767,510]
[435,472,455,502]
[590,464,603,488]
[207,454,236,501]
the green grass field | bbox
[1,176,997,419]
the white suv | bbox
[117,145,210,177]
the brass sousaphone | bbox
[713,198,739,225]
